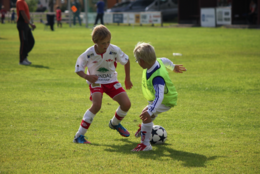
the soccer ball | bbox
[150,125,167,144]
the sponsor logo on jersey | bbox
[109,51,117,55]
[97,67,109,73]
[96,74,112,78]
[106,59,113,62]
[87,53,94,58]
[93,61,98,63]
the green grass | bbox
[0,23,260,173]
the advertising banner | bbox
[135,14,140,23]
[113,13,123,23]
[216,7,231,25]
[104,13,113,23]
[128,13,136,24]
[201,8,216,27]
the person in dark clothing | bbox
[247,0,257,24]
[72,0,81,25]
[11,9,16,23]
[94,0,105,26]
[1,5,7,24]
[16,0,36,65]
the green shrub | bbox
[25,0,37,12]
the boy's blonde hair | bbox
[133,42,156,64]
[91,25,111,43]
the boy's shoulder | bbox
[108,44,123,54]
[108,44,120,50]
[83,46,95,58]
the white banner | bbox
[216,7,231,25]
[201,8,216,27]
[79,12,161,25]
[140,12,161,24]
[104,13,113,23]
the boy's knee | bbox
[91,102,102,113]
[121,101,131,112]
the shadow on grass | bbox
[96,139,221,168]
[27,64,50,69]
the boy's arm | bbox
[160,58,186,73]
[20,10,36,29]
[139,84,164,122]
[124,60,133,89]
[76,71,98,84]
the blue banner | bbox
[113,14,123,23]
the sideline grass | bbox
[0,23,260,173]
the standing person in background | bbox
[56,6,62,27]
[0,5,7,24]
[11,9,16,23]
[72,0,81,26]
[16,0,36,65]
[248,0,257,24]
[94,0,105,26]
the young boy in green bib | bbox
[132,42,186,151]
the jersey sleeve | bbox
[115,47,129,65]
[160,57,175,71]
[16,1,26,11]
[75,51,88,72]
[147,83,165,116]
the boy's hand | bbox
[125,79,133,90]
[86,75,99,84]
[174,65,187,73]
[139,111,152,123]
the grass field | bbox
[0,23,260,173]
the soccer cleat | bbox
[131,143,152,152]
[73,135,91,144]
[109,120,130,137]
[19,60,31,65]
[25,58,32,64]
[135,124,141,138]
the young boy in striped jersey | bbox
[73,25,133,144]
[132,42,186,151]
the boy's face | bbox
[137,59,146,69]
[94,35,111,54]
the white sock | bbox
[75,110,95,138]
[111,106,127,125]
[141,122,153,146]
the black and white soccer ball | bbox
[150,125,167,144]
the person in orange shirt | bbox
[56,6,62,28]
[16,0,36,65]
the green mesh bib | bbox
[142,59,178,107]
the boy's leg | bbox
[100,13,104,25]
[141,122,153,145]
[74,92,102,144]
[109,92,131,137]
[17,23,31,64]
[132,120,153,152]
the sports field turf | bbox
[0,23,260,173]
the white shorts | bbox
[147,102,172,121]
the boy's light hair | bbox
[133,42,156,64]
[92,25,111,43]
